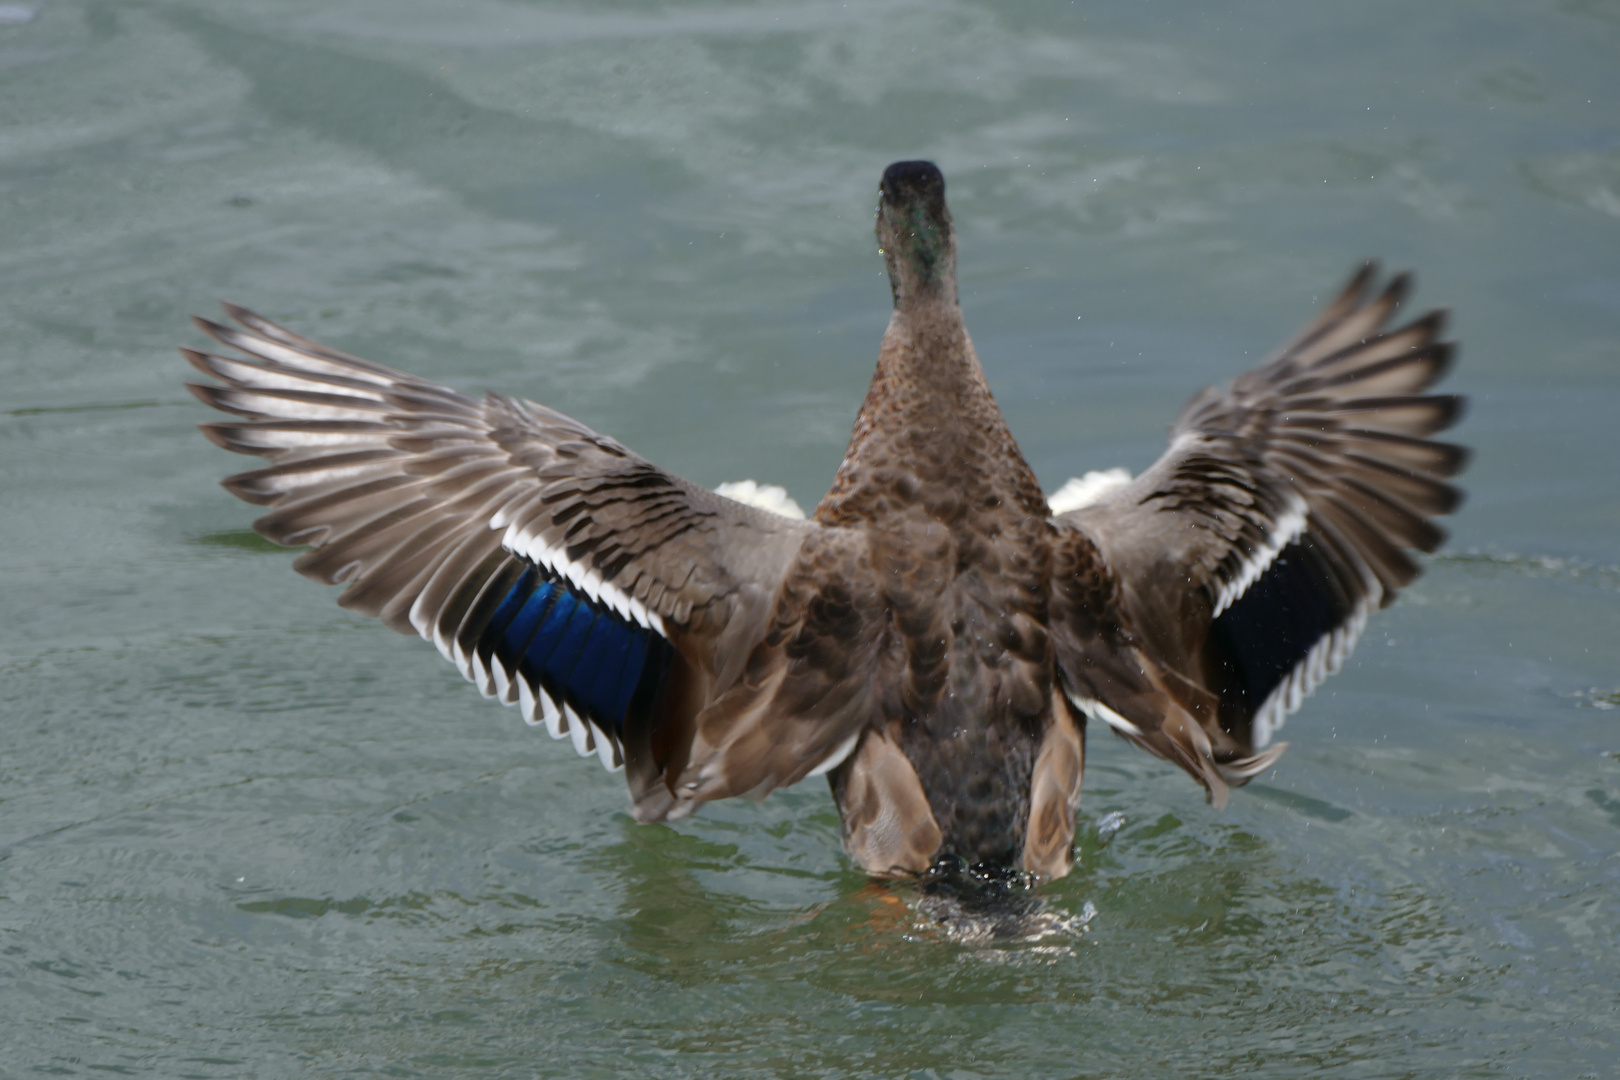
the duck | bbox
[185,160,1466,882]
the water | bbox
[2,1,1617,1076]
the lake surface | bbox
[3,1,1618,1076]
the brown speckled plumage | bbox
[186,160,1466,884]
[814,166,1059,870]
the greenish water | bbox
[3,1,1618,1076]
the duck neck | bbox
[818,302,1044,523]
[815,159,1046,522]
[877,300,985,403]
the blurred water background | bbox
[2,1,1618,1076]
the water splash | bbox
[1095,810,1128,843]
[901,861,1099,950]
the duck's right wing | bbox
[1049,265,1467,805]
[186,306,881,820]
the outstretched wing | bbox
[185,305,868,819]
[1051,264,1467,804]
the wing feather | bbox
[1054,265,1466,804]
[187,304,854,818]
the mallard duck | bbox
[186,160,1465,882]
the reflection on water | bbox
[1437,549,1620,592]
[191,528,297,554]
[194,797,1517,1075]
[1242,783,1355,822]
[4,398,177,416]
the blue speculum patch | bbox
[1209,539,1345,711]
[479,565,672,738]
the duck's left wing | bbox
[185,305,861,819]
[1048,265,1467,805]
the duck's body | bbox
[809,186,1073,872]
[820,332,1055,870]
[187,161,1466,882]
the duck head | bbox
[876,160,957,310]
